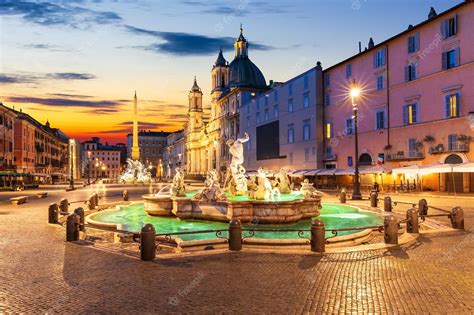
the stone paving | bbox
[0,184,473,314]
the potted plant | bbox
[423,135,435,143]
[383,144,392,151]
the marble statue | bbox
[300,179,322,199]
[254,168,281,200]
[193,169,227,202]
[120,158,151,183]
[224,132,249,196]
[273,168,292,194]
[171,167,186,197]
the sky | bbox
[0,0,462,144]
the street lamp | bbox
[350,81,362,200]
[87,151,91,185]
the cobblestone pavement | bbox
[0,184,473,314]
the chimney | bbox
[368,37,375,49]
[428,7,437,19]
[358,41,362,53]
[408,24,414,30]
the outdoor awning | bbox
[359,165,392,174]
[317,169,337,176]
[335,168,355,176]
[419,164,454,175]
[392,165,424,175]
[453,162,474,173]
[303,169,321,176]
[289,170,309,177]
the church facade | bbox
[183,27,270,179]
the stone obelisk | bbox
[131,91,140,160]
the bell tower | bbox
[234,24,248,58]
[188,76,203,130]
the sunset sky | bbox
[0,0,460,144]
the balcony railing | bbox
[386,150,424,161]
[429,143,469,154]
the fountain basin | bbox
[142,194,173,216]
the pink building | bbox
[323,1,474,192]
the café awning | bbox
[335,168,355,175]
[419,164,454,175]
[453,162,474,173]
[304,169,322,176]
[359,165,392,174]
[392,165,424,175]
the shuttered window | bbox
[408,33,420,53]
[445,93,460,118]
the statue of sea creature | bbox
[171,167,186,197]
[273,168,292,194]
[120,158,151,183]
[193,169,227,202]
[300,179,322,199]
[254,168,281,200]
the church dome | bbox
[228,57,267,88]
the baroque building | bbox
[183,27,269,179]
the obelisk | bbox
[131,91,140,160]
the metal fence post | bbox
[370,191,378,207]
[123,190,129,201]
[228,219,242,251]
[450,206,464,230]
[311,219,325,253]
[48,203,59,224]
[66,213,80,242]
[384,196,392,212]
[406,208,419,233]
[59,198,69,215]
[74,207,85,231]
[140,224,156,261]
[418,199,428,216]
[384,215,398,245]
[340,189,346,204]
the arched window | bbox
[359,153,373,166]
[445,154,463,164]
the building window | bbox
[441,15,458,39]
[274,90,278,102]
[303,75,309,90]
[403,103,419,125]
[325,121,333,139]
[345,118,354,135]
[288,99,293,113]
[443,48,460,70]
[288,83,293,97]
[405,63,417,81]
[373,48,386,68]
[448,134,458,151]
[445,93,460,118]
[265,96,268,107]
[288,124,295,143]
[303,120,311,141]
[324,93,330,106]
[246,116,250,128]
[407,33,420,53]
[346,64,352,79]
[304,148,310,162]
[325,73,330,86]
[264,109,269,121]
[256,112,260,124]
[376,74,385,90]
[408,138,418,156]
[303,94,309,108]
[256,99,260,111]
[375,109,386,130]
[273,105,279,118]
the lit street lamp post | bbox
[87,151,91,185]
[351,82,362,200]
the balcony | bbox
[323,153,337,161]
[429,143,469,154]
[386,150,424,161]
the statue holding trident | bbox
[224,132,249,195]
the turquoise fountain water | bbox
[89,203,382,240]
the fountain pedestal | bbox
[142,195,173,216]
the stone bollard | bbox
[59,198,69,215]
[228,219,242,251]
[384,215,398,245]
[311,219,326,253]
[418,199,428,217]
[74,207,85,231]
[48,203,59,224]
[340,189,347,204]
[87,194,96,210]
[123,190,129,201]
[406,208,419,233]
[384,196,392,212]
[450,206,464,230]
[66,213,80,242]
[140,224,156,261]
[370,191,378,207]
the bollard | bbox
[87,194,96,210]
[48,203,59,224]
[340,188,346,204]
[406,208,419,233]
[370,191,378,207]
[59,198,69,215]
[450,206,464,230]
[140,224,156,261]
[384,215,398,245]
[74,207,85,231]
[93,193,99,207]
[311,219,325,253]
[418,199,428,216]
[66,213,80,242]
[384,196,392,212]
[228,219,242,251]
[123,190,129,201]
